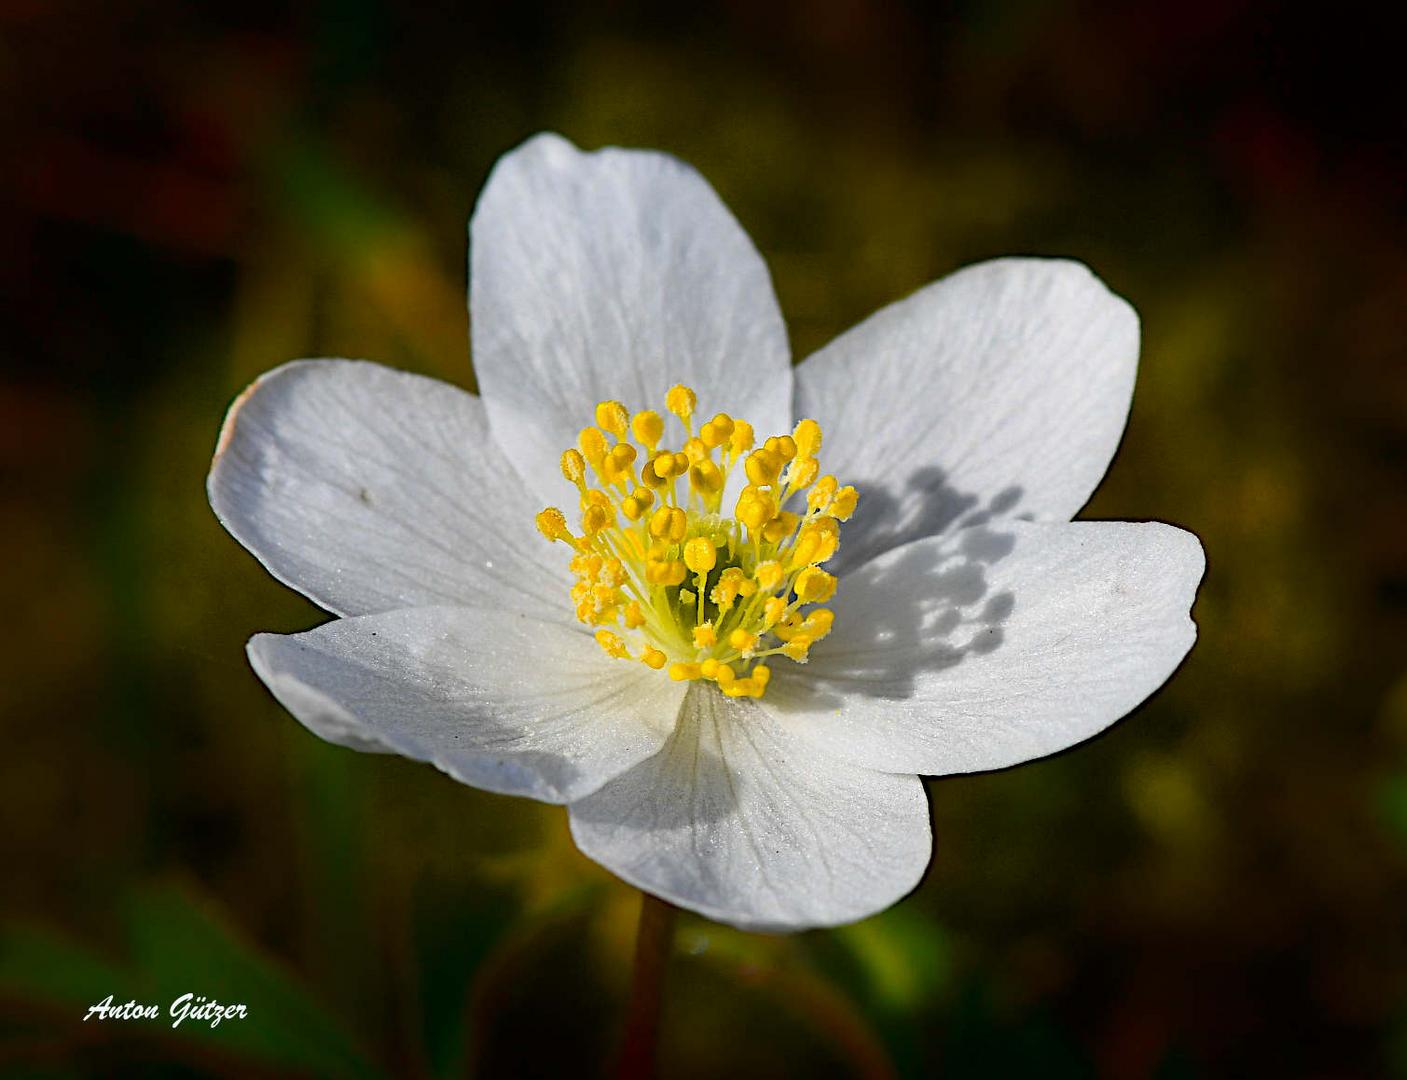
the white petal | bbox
[568,683,931,931]
[769,521,1204,775]
[795,258,1139,571]
[470,133,793,505]
[247,607,684,804]
[209,359,571,621]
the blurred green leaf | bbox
[269,137,403,254]
[833,907,952,1013]
[1377,774,1407,850]
[121,882,381,1078]
[0,924,130,1008]
[0,883,381,1078]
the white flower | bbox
[208,133,1204,932]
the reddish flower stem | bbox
[615,891,677,1080]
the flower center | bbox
[535,384,857,699]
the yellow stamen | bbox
[683,537,717,574]
[535,507,571,542]
[561,449,587,485]
[595,629,629,659]
[793,418,822,458]
[745,449,783,486]
[666,384,697,423]
[580,427,608,469]
[534,388,854,698]
[831,486,859,520]
[595,400,629,437]
[794,567,837,604]
[632,410,664,449]
[730,420,755,455]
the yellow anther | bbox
[561,449,587,485]
[710,568,745,611]
[830,485,859,520]
[640,453,669,488]
[683,537,717,574]
[650,452,685,482]
[773,612,803,641]
[808,475,839,512]
[790,530,821,568]
[700,413,734,448]
[752,664,771,688]
[669,662,700,681]
[690,460,723,495]
[762,597,788,627]
[640,646,667,670]
[787,457,820,489]
[535,507,570,542]
[666,384,697,422]
[722,672,766,698]
[581,504,611,535]
[646,558,686,586]
[632,409,664,449]
[745,449,783,486]
[803,607,835,638]
[730,420,755,455]
[600,559,628,587]
[647,506,671,539]
[754,561,784,592]
[793,419,822,458]
[621,495,646,521]
[595,629,630,659]
[649,506,688,543]
[624,601,646,629]
[714,663,736,688]
[683,437,708,464]
[729,629,759,652]
[794,567,837,603]
[736,488,777,531]
[761,511,799,545]
[602,443,638,485]
[793,518,839,566]
[781,636,813,661]
[595,400,629,437]
[579,427,608,467]
[630,486,655,510]
[581,488,612,510]
[765,435,797,462]
[693,623,717,648]
[700,658,720,678]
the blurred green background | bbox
[4,1,1406,1076]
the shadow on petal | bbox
[774,473,1025,706]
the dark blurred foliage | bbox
[2,1,1406,1076]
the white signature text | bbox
[83,993,248,1029]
